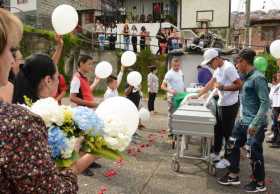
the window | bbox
[17,0,28,4]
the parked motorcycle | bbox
[187,32,224,54]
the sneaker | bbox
[133,133,142,139]
[217,173,241,186]
[82,168,94,176]
[270,142,280,148]
[89,162,102,169]
[244,181,267,193]
[210,153,221,163]
[215,159,230,169]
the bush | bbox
[259,53,279,82]
[118,49,167,97]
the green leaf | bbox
[90,146,122,161]
[55,151,80,168]
[23,95,33,107]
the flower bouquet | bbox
[22,97,135,167]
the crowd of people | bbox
[0,9,162,192]
[0,8,278,194]
[93,19,182,54]
[162,48,273,193]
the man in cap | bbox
[193,48,242,168]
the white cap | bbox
[201,49,219,66]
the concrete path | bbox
[77,99,280,194]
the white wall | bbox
[10,0,37,13]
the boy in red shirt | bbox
[70,55,101,176]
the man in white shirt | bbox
[268,71,280,148]
[161,57,185,134]
[193,49,242,168]
[104,66,125,99]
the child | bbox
[70,55,100,108]
[147,66,159,114]
[104,66,125,99]
[70,55,101,176]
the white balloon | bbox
[95,61,113,79]
[121,51,137,67]
[139,108,150,121]
[52,4,78,35]
[270,40,280,59]
[96,97,139,136]
[127,71,142,87]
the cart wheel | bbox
[171,160,180,172]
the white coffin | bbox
[171,109,215,137]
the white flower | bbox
[61,137,76,159]
[102,116,133,152]
[30,97,64,127]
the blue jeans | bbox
[98,34,105,50]
[227,121,265,182]
[124,36,130,51]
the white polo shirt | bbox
[213,60,240,106]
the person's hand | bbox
[55,34,64,46]
[169,89,177,95]
[94,77,101,83]
[215,83,224,91]
[248,128,256,136]
[189,95,199,100]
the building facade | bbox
[119,0,177,23]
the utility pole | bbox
[245,0,251,47]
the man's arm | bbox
[196,78,215,98]
[249,77,270,130]
[90,77,100,92]
[161,80,176,95]
[217,79,242,91]
[52,34,64,65]
[70,93,97,108]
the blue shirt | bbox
[240,69,269,129]
[198,67,212,86]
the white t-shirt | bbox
[103,71,124,100]
[213,60,240,106]
[70,76,81,94]
[269,83,280,107]
[164,69,185,97]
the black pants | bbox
[140,39,146,51]
[109,36,116,50]
[212,102,239,158]
[228,121,265,182]
[131,36,137,53]
[148,92,157,111]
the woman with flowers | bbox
[0,9,97,193]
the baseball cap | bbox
[201,48,219,66]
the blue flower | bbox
[72,106,104,136]
[48,126,68,159]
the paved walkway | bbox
[77,99,280,194]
